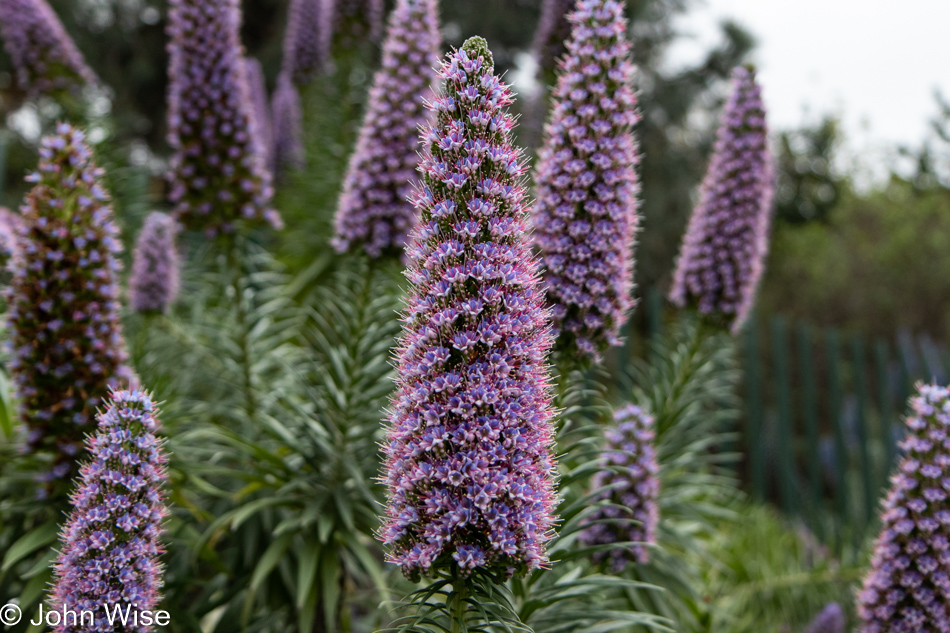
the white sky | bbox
[667,0,950,176]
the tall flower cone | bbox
[0,0,97,99]
[807,603,845,633]
[857,383,950,632]
[129,212,180,315]
[49,389,168,631]
[165,0,280,236]
[531,0,641,364]
[669,65,774,333]
[271,71,306,178]
[283,0,326,84]
[244,57,275,174]
[6,124,134,493]
[332,0,441,258]
[531,0,575,79]
[380,37,558,582]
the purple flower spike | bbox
[807,603,845,633]
[130,212,180,315]
[380,37,558,582]
[669,66,774,333]
[531,0,575,75]
[0,206,24,265]
[165,0,281,236]
[50,389,168,632]
[283,0,325,84]
[244,57,275,175]
[6,124,134,491]
[332,0,441,258]
[858,383,950,633]
[0,0,97,99]
[322,0,385,51]
[580,404,659,571]
[271,71,306,178]
[531,0,641,364]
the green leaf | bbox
[249,532,293,591]
[296,538,320,609]
[2,521,59,573]
[321,549,341,633]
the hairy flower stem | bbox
[449,573,468,633]
[224,235,257,423]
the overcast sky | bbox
[667,0,950,175]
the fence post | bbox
[798,324,822,537]
[851,335,874,536]
[772,316,797,516]
[0,134,7,201]
[826,330,848,547]
[874,339,896,480]
[744,319,766,501]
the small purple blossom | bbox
[165,0,281,235]
[669,65,774,333]
[49,389,168,632]
[580,404,659,571]
[6,124,134,491]
[244,57,275,175]
[332,0,441,258]
[807,603,845,633]
[380,38,558,582]
[0,206,24,266]
[271,71,306,178]
[532,0,641,364]
[857,383,950,633]
[531,0,575,76]
[0,0,97,99]
[129,212,180,315]
[283,0,326,84]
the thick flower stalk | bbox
[580,403,659,571]
[283,0,325,84]
[6,124,134,491]
[165,0,280,236]
[49,389,168,631]
[380,38,558,582]
[332,0,441,258]
[271,71,306,177]
[244,57,275,174]
[323,0,384,51]
[857,383,950,632]
[807,603,845,633]
[531,0,575,77]
[669,65,773,333]
[0,0,97,99]
[130,212,180,315]
[531,0,641,363]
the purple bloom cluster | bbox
[332,0,441,258]
[531,0,641,363]
[807,603,845,633]
[531,0,575,75]
[580,404,659,571]
[129,212,180,315]
[165,0,281,236]
[271,71,306,178]
[244,57,275,175]
[858,383,950,633]
[0,206,24,266]
[49,389,167,633]
[6,124,134,491]
[322,0,385,52]
[380,38,558,582]
[283,0,325,84]
[0,0,97,99]
[669,65,773,333]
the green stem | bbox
[449,573,468,633]
[225,236,257,423]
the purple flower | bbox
[531,0,641,364]
[380,38,558,582]
[857,383,950,633]
[669,65,774,333]
[244,57,275,175]
[0,0,97,99]
[579,404,659,571]
[271,71,306,178]
[332,0,441,258]
[807,603,845,633]
[531,0,575,75]
[6,124,135,492]
[165,0,281,236]
[322,0,384,52]
[49,389,168,632]
[283,0,326,84]
[0,206,24,265]
[130,212,180,315]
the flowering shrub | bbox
[332,0,441,258]
[532,0,641,363]
[379,37,558,582]
[6,123,134,492]
[129,212,180,315]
